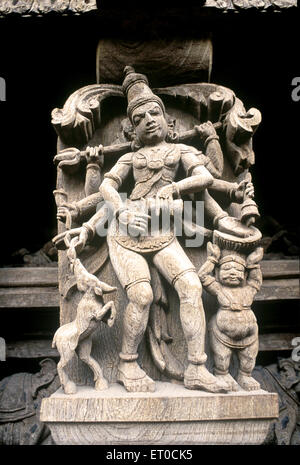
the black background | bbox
[0,8,299,263]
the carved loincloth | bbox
[112,198,176,254]
[210,311,258,349]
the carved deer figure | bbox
[53,246,116,395]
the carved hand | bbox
[118,210,150,237]
[156,184,174,200]
[62,226,90,255]
[195,121,217,143]
[57,202,79,224]
[85,145,104,166]
[207,241,221,262]
[234,180,255,203]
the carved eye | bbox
[222,264,231,270]
[133,116,141,126]
[150,109,160,116]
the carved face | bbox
[132,102,168,146]
[219,261,245,287]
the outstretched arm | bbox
[60,153,133,251]
[209,178,255,204]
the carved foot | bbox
[184,364,229,393]
[215,373,239,392]
[237,373,261,391]
[95,377,109,391]
[117,361,156,393]
[63,380,77,395]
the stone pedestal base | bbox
[40,382,278,445]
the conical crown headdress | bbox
[122,66,165,121]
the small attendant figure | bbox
[198,241,264,391]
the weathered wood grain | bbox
[260,260,299,279]
[0,287,59,308]
[6,339,59,358]
[259,333,299,351]
[255,279,299,301]
[41,382,278,422]
[0,267,58,287]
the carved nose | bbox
[145,112,155,124]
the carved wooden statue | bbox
[199,236,263,392]
[52,65,262,395]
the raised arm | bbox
[195,121,224,179]
[246,247,264,297]
[198,242,223,297]
[209,178,255,204]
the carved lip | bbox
[225,276,240,284]
[146,125,160,133]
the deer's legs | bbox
[57,349,77,394]
[77,337,108,390]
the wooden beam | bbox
[259,333,299,352]
[255,279,299,301]
[0,287,59,308]
[5,339,58,358]
[260,260,299,279]
[0,267,58,287]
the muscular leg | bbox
[237,340,260,391]
[118,281,155,392]
[210,317,239,391]
[153,239,228,393]
[107,236,155,392]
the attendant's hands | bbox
[207,241,221,262]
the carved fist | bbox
[85,145,104,166]
[246,247,264,267]
[118,210,150,237]
[195,121,217,143]
[207,241,221,261]
[57,202,79,225]
[234,180,255,203]
[156,184,174,200]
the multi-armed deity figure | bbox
[54,66,262,395]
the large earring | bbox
[131,135,142,152]
[166,116,178,142]
[166,129,179,143]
